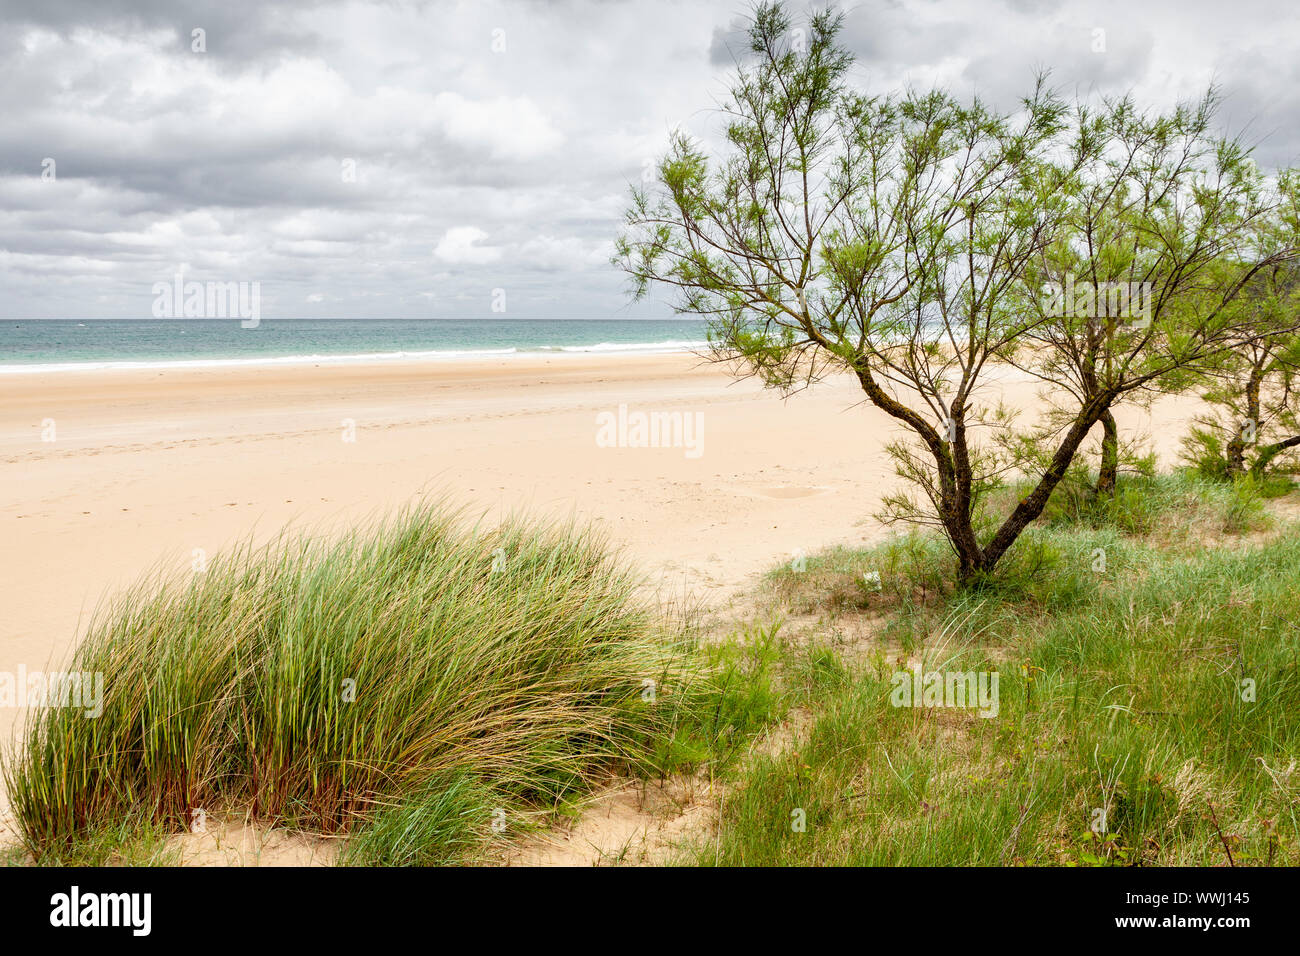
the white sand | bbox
[0,351,1199,833]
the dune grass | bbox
[12,473,1295,867]
[4,504,696,865]
[694,472,1300,866]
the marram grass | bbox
[4,503,689,862]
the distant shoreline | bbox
[0,340,710,375]
[0,317,713,374]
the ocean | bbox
[0,319,712,374]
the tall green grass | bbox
[5,504,689,863]
[697,474,1300,866]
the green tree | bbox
[1182,173,1300,480]
[1213,313,1300,478]
[1012,100,1295,498]
[616,2,1293,583]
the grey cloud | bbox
[707,19,750,66]
[0,0,1294,319]
[1,0,330,62]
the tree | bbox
[1182,176,1300,481]
[1011,100,1297,499]
[616,2,1293,584]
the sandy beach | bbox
[0,352,1199,819]
[4,0,1297,912]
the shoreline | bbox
[0,342,713,376]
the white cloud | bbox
[431,92,563,161]
[433,226,501,265]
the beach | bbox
[0,351,1199,820]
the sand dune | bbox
[0,352,1199,822]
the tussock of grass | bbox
[339,771,493,867]
[1004,466,1275,540]
[767,533,951,617]
[696,474,1300,866]
[6,812,181,868]
[5,504,690,864]
[641,616,856,780]
[647,619,787,774]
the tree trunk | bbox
[1228,365,1265,478]
[853,359,1119,586]
[983,395,1113,571]
[1226,435,1247,477]
[851,362,986,585]
[946,406,986,585]
[1095,409,1118,498]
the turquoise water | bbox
[0,319,711,373]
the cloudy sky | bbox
[1,0,1296,320]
